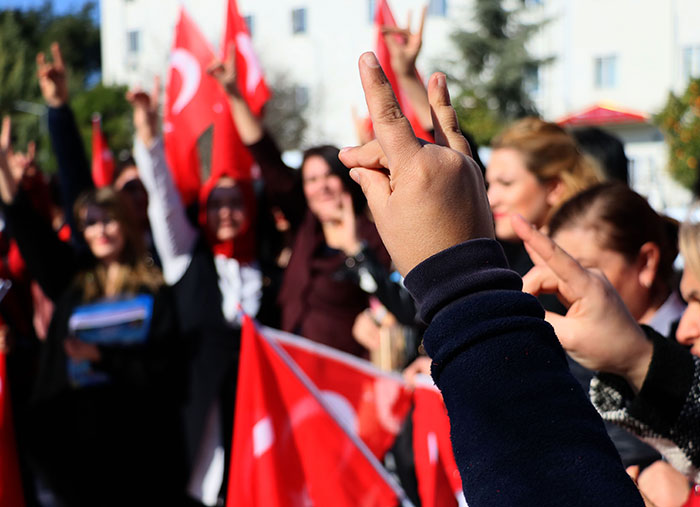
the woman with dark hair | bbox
[0,120,186,505]
[549,182,684,338]
[208,46,391,357]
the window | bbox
[368,0,376,23]
[292,8,307,34]
[524,0,543,6]
[127,30,140,54]
[682,45,700,81]
[594,55,617,89]
[524,64,540,95]
[295,86,309,108]
[244,15,254,36]
[428,0,447,17]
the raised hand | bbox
[339,52,492,276]
[323,192,362,256]
[0,116,21,204]
[126,76,161,147]
[381,6,427,78]
[37,42,69,108]
[207,41,240,97]
[511,214,653,391]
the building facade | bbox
[101,0,700,208]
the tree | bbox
[448,0,551,145]
[0,2,131,172]
[263,73,309,152]
[655,78,700,191]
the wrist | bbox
[343,241,364,258]
[622,330,654,393]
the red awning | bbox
[557,103,649,126]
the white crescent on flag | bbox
[171,48,202,115]
[235,32,263,95]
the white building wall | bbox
[101,0,700,208]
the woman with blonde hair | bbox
[0,117,187,505]
[487,117,603,245]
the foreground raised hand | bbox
[339,52,492,276]
[511,214,653,391]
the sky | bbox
[0,0,95,14]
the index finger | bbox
[50,42,64,70]
[511,213,591,290]
[417,5,427,38]
[151,75,161,108]
[1,117,11,151]
[358,52,421,167]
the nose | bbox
[676,308,700,349]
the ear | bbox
[637,241,661,290]
[544,178,567,207]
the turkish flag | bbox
[91,114,114,188]
[209,0,271,183]
[227,317,406,506]
[164,8,219,205]
[412,375,466,507]
[374,0,434,143]
[264,326,412,460]
[0,352,25,507]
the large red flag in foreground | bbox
[228,317,408,506]
[412,375,465,507]
[374,0,434,142]
[91,114,114,188]
[164,8,219,205]
[264,326,412,460]
[0,352,25,507]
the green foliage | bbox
[655,78,700,190]
[263,73,309,151]
[449,0,551,144]
[0,2,130,172]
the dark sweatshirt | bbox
[404,239,643,506]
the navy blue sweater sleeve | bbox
[404,239,643,506]
[48,105,94,239]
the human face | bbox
[81,205,126,264]
[206,179,247,242]
[113,166,148,225]
[302,155,344,223]
[486,148,552,241]
[553,227,650,321]
[676,268,700,356]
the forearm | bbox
[47,105,93,234]
[228,94,264,145]
[405,239,643,506]
[133,137,198,284]
[397,73,432,131]
[591,329,700,480]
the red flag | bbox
[209,0,272,184]
[412,375,465,507]
[0,352,25,507]
[91,114,114,188]
[264,326,412,460]
[227,317,407,506]
[374,0,434,142]
[164,8,219,205]
[221,0,271,116]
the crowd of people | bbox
[1,12,700,507]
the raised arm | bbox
[382,7,432,132]
[37,43,94,239]
[208,44,305,228]
[0,117,77,301]
[339,53,643,506]
[127,80,199,285]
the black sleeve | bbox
[404,239,644,506]
[47,105,94,242]
[4,190,79,302]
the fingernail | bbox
[436,73,445,88]
[339,147,351,156]
[349,168,361,184]
[362,52,379,68]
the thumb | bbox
[349,167,390,219]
